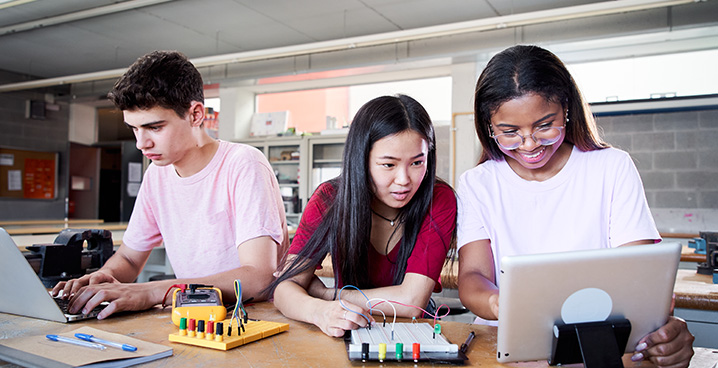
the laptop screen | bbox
[0,228,86,322]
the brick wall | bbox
[597,108,718,233]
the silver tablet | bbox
[496,242,682,364]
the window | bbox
[568,49,718,103]
[204,94,220,138]
[256,77,452,134]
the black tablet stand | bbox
[549,318,631,368]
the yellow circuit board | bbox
[168,319,289,351]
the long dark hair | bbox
[270,94,446,292]
[474,45,609,163]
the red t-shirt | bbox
[289,181,456,292]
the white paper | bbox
[128,162,142,183]
[250,111,289,137]
[0,153,13,166]
[127,182,141,197]
[311,167,341,192]
[8,170,21,190]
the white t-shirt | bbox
[123,140,288,278]
[457,146,660,285]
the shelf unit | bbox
[235,135,346,224]
[307,136,345,197]
[236,137,306,227]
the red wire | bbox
[370,300,451,325]
[161,284,187,309]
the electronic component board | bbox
[345,322,467,363]
[171,286,226,327]
[169,318,289,351]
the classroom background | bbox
[0,0,716,236]
[0,0,717,363]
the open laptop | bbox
[0,227,105,322]
[496,242,682,364]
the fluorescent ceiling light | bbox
[0,0,36,11]
[0,0,172,35]
[0,0,703,93]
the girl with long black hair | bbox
[270,94,456,337]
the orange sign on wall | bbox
[0,148,57,200]
[23,158,56,199]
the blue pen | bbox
[46,335,106,350]
[75,333,138,352]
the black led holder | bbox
[549,318,631,368]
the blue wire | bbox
[339,285,371,324]
[233,279,245,321]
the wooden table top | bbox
[681,248,709,263]
[1,302,693,368]
[674,269,718,311]
[0,219,105,227]
[4,223,128,236]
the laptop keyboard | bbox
[54,297,105,316]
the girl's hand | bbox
[632,316,694,368]
[312,300,374,337]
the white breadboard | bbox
[349,322,456,353]
[345,322,466,363]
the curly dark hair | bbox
[108,50,203,118]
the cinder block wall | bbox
[0,70,70,220]
[597,108,718,234]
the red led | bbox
[413,343,420,361]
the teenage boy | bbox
[52,50,288,319]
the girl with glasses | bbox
[270,95,456,337]
[457,45,694,367]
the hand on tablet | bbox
[632,316,694,368]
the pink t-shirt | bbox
[457,146,660,285]
[122,140,288,278]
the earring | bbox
[565,109,570,124]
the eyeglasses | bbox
[490,125,565,150]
